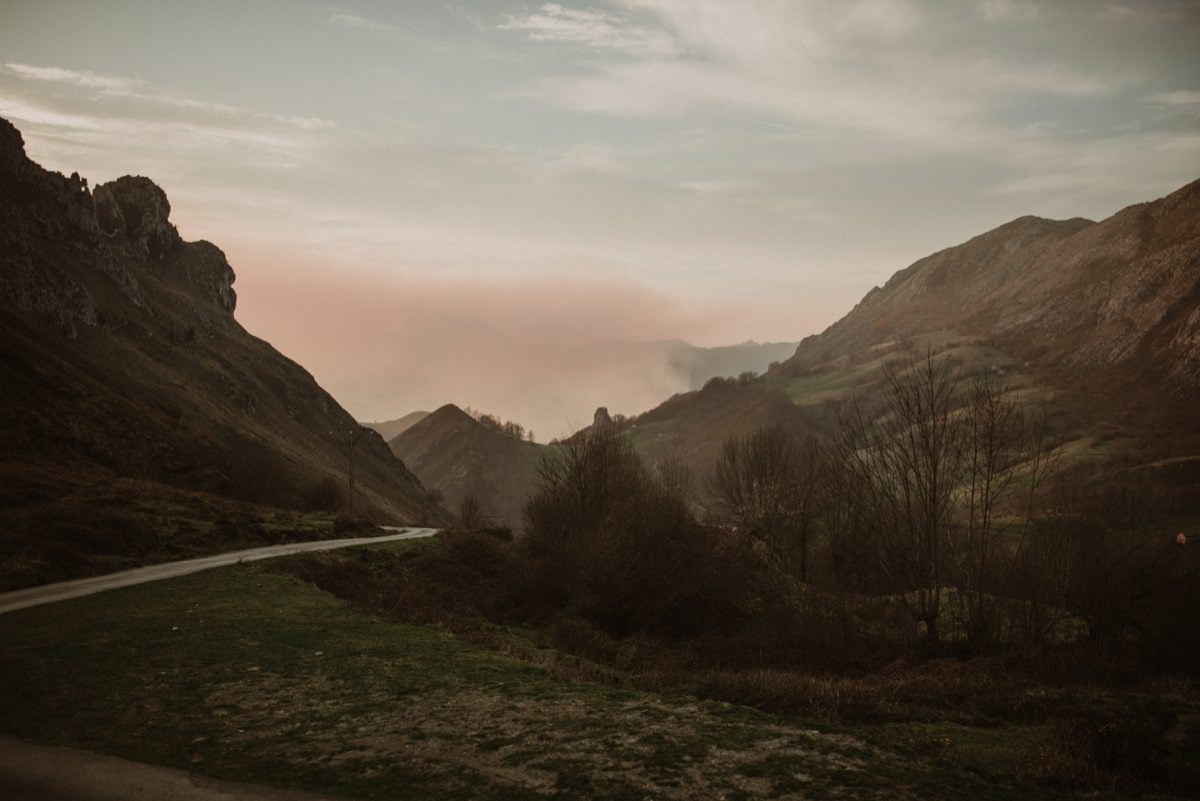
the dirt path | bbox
[0,735,345,801]
[0,527,438,615]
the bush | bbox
[1026,697,1176,790]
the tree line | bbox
[462,406,535,443]
[518,352,1199,668]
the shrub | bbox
[1025,697,1176,790]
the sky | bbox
[1,0,1198,436]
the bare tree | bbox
[951,371,1054,646]
[832,353,1057,648]
[711,425,822,584]
[833,353,962,644]
[459,494,484,530]
[655,454,695,504]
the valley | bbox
[1,13,1199,795]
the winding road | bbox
[0,526,440,616]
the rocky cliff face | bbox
[0,116,438,523]
[0,119,236,336]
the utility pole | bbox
[330,426,367,518]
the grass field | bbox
[0,544,1096,801]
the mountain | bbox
[364,411,430,442]
[0,116,437,527]
[784,181,1200,392]
[624,377,819,497]
[381,180,1200,528]
[768,178,1200,458]
[379,341,800,521]
[620,178,1200,496]
[388,404,546,528]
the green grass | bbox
[0,560,1074,800]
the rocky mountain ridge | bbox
[0,116,436,523]
[784,179,1200,391]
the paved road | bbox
[0,526,439,616]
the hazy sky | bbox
[2,1,1198,435]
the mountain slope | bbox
[783,179,1200,391]
[0,116,434,524]
[389,404,546,527]
[624,178,1200,492]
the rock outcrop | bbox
[93,176,182,261]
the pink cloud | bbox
[231,247,732,438]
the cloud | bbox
[0,96,104,129]
[5,61,335,132]
[327,11,405,34]
[498,3,678,55]
[5,62,143,92]
[0,83,331,189]
[232,255,726,438]
[1100,2,1193,25]
[114,90,336,130]
[979,61,1119,97]
[1144,90,1200,115]
[988,130,1200,198]
[979,0,1040,22]
[501,1,1124,142]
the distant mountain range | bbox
[0,116,436,524]
[382,339,800,526]
[364,411,430,442]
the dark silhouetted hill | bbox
[389,404,546,528]
[0,116,437,526]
